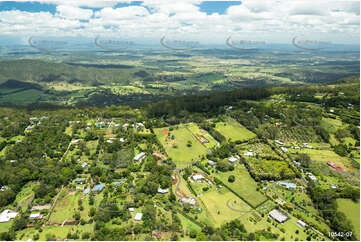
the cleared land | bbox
[214,118,256,142]
[154,125,208,167]
[215,165,267,207]
[336,198,360,240]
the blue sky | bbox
[0,0,359,46]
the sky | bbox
[0,0,359,46]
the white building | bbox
[134,152,146,162]
[134,213,143,221]
[306,172,318,182]
[181,197,196,206]
[269,209,288,223]
[280,147,288,153]
[228,156,238,163]
[129,207,134,212]
[275,140,285,145]
[244,151,254,157]
[297,220,307,228]
[157,188,169,194]
[192,174,204,182]
[0,210,18,223]
[208,160,216,167]
[29,213,43,220]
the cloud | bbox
[56,5,93,20]
[0,0,359,44]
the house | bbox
[9,160,17,163]
[244,151,254,157]
[0,186,9,192]
[76,185,84,191]
[83,187,90,195]
[157,188,169,194]
[93,184,105,192]
[134,213,143,221]
[129,207,134,212]
[330,185,337,189]
[277,181,297,189]
[180,197,196,206]
[280,147,288,153]
[106,139,113,144]
[306,172,318,182]
[0,210,18,223]
[297,220,307,228]
[74,178,86,185]
[275,140,284,145]
[269,209,289,223]
[153,152,165,160]
[29,213,43,220]
[119,138,125,143]
[192,174,204,182]
[208,160,216,167]
[134,152,146,162]
[113,181,121,187]
[122,123,129,128]
[228,156,238,163]
[327,161,343,171]
[81,162,88,168]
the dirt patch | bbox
[162,129,169,135]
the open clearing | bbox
[336,198,360,240]
[289,148,353,170]
[154,125,208,167]
[49,191,81,224]
[198,188,253,227]
[215,165,267,207]
[214,118,256,142]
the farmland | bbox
[215,165,268,207]
[336,199,360,240]
[214,118,257,142]
[154,124,209,167]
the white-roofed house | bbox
[192,174,204,182]
[29,213,43,220]
[157,188,169,194]
[0,210,18,223]
[134,152,146,162]
[134,213,143,221]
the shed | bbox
[134,213,143,221]
[269,209,289,223]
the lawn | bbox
[336,198,360,240]
[154,125,208,167]
[289,148,354,170]
[214,118,256,142]
[198,188,253,227]
[320,117,342,133]
[49,190,82,224]
[12,182,37,212]
[186,123,218,149]
[177,213,202,233]
[215,165,267,207]
[0,221,12,233]
[16,225,72,241]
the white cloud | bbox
[56,5,93,20]
[0,0,359,44]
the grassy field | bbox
[320,117,343,133]
[0,89,43,104]
[0,221,12,233]
[214,118,256,142]
[12,182,37,212]
[336,198,360,240]
[177,213,202,233]
[49,190,82,224]
[215,165,267,207]
[198,188,253,227]
[186,123,218,149]
[289,148,353,170]
[154,125,208,167]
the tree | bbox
[228,175,235,183]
